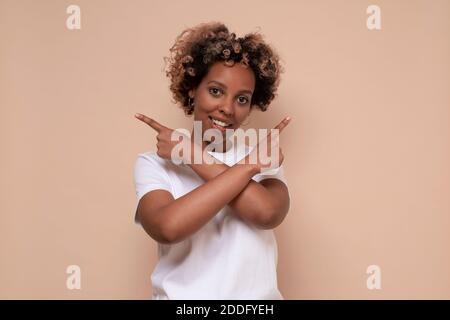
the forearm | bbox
[161,163,257,243]
[188,151,277,228]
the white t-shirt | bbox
[133,140,289,300]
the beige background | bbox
[1,0,449,299]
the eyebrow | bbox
[207,81,253,95]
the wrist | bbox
[236,159,260,176]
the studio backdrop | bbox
[1,0,449,299]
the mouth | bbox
[208,116,233,131]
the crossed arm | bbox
[188,151,290,229]
[137,154,289,244]
[135,113,290,244]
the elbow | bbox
[255,192,290,230]
[146,225,178,244]
[152,229,176,245]
[257,212,283,230]
[253,210,277,230]
[153,221,180,244]
[256,206,289,230]
[140,214,179,245]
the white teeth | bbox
[212,118,230,127]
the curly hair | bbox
[164,22,284,115]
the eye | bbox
[238,96,250,105]
[209,87,222,96]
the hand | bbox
[135,113,190,162]
[238,116,291,174]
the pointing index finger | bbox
[135,113,166,132]
[273,116,291,133]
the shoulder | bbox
[134,150,186,175]
[134,151,175,173]
[136,151,165,164]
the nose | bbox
[218,99,234,117]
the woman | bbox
[133,21,291,299]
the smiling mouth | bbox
[208,116,233,129]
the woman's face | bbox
[190,61,255,150]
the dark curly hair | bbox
[164,22,284,115]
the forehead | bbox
[202,61,255,91]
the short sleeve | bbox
[133,153,173,224]
[252,165,289,188]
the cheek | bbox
[200,96,219,112]
[193,99,213,119]
[236,107,251,122]
[195,91,217,110]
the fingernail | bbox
[286,116,291,121]
[135,113,141,118]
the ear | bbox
[188,88,196,99]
